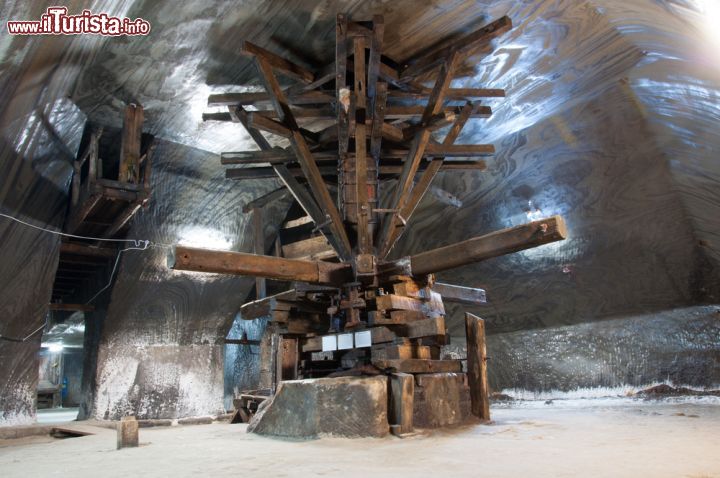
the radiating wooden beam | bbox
[225,160,486,179]
[407,215,567,276]
[240,41,315,84]
[400,16,513,79]
[379,102,475,257]
[378,51,461,253]
[169,246,352,285]
[207,89,501,108]
[253,57,352,260]
[204,105,492,122]
[433,282,486,305]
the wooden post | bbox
[119,104,143,183]
[117,416,139,449]
[252,207,267,299]
[389,372,414,435]
[276,336,298,381]
[465,312,489,420]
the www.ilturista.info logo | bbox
[7,7,151,36]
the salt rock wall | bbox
[223,315,268,409]
[92,138,289,420]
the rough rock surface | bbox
[248,376,389,438]
[413,373,472,428]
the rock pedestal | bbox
[248,376,388,438]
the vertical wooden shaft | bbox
[252,206,266,299]
[465,312,489,420]
[354,35,371,254]
[119,104,143,183]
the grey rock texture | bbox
[248,376,389,438]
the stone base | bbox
[248,376,388,438]
[413,373,471,428]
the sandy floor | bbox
[1,398,718,477]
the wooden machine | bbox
[170,14,567,434]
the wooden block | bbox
[371,326,396,344]
[372,359,462,374]
[465,312,490,420]
[117,416,139,449]
[389,373,414,434]
[375,294,423,312]
[406,316,446,338]
[372,344,413,360]
[302,336,322,353]
[413,345,431,359]
[392,280,426,298]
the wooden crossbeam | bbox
[400,16,513,79]
[225,160,486,179]
[407,215,567,276]
[207,89,501,108]
[204,105,492,122]
[228,106,345,258]
[170,246,352,285]
[240,41,315,84]
[220,145,492,165]
[253,56,352,260]
[379,102,475,257]
[432,282,487,305]
[378,51,461,252]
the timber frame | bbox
[175,14,568,432]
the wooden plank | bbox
[277,336,299,381]
[433,282,487,305]
[408,215,568,276]
[228,106,345,258]
[207,104,491,122]
[373,359,461,373]
[389,373,414,435]
[254,57,352,260]
[401,16,513,79]
[252,207,266,299]
[242,187,288,213]
[59,242,116,258]
[465,312,490,420]
[376,294,423,312]
[425,143,494,156]
[282,215,313,229]
[247,112,292,137]
[378,52,461,255]
[379,102,474,257]
[406,316,446,339]
[336,14,349,157]
[281,235,335,261]
[119,104,143,183]
[48,303,95,312]
[354,34,371,254]
[208,90,333,107]
[240,41,315,84]
[225,161,486,179]
[170,246,352,285]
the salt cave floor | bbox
[1,398,718,477]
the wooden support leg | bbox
[465,312,489,421]
[389,372,414,435]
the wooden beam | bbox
[401,16,513,79]
[240,41,315,84]
[170,246,352,285]
[101,202,142,239]
[206,105,491,122]
[254,57,352,259]
[228,106,346,258]
[354,34,372,254]
[367,15,384,109]
[389,88,505,100]
[48,303,95,312]
[119,104,143,183]
[247,112,292,138]
[59,243,116,258]
[433,282,487,305]
[242,187,288,213]
[372,359,462,373]
[207,90,334,107]
[336,13,350,160]
[370,83,388,161]
[379,102,475,257]
[252,207,267,299]
[465,312,490,420]
[225,160,486,179]
[408,215,567,276]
